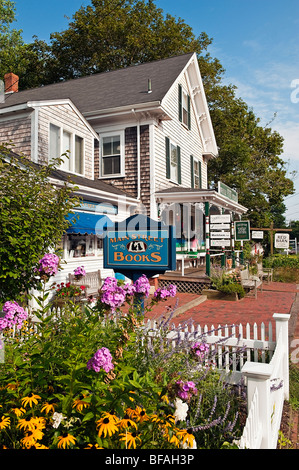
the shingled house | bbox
[0,53,246,287]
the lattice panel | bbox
[158,279,211,295]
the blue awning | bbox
[66,211,114,235]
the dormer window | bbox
[178,84,191,130]
[49,123,84,175]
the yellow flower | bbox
[96,413,119,438]
[21,393,41,408]
[21,428,44,448]
[11,407,26,417]
[72,398,90,412]
[84,443,102,449]
[41,402,57,414]
[175,428,195,447]
[151,412,175,427]
[17,418,36,432]
[119,431,141,449]
[30,417,46,430]
[7,382,18,391]
[0,416,10,430]
[134,406,149,423]
[117,414,137,430]
[57,433,76,449]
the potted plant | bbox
[202,267,245,301]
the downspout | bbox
[132,109,141,201]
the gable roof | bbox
[0,53,194,114]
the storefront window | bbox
[66,234,103,258]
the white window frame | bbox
[99,130,125,178]
[49,122,85,176]
[193,158,201,189]
[182,89,190,128]
[170,141,179,183]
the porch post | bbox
[205,202,210,276]
[231,213,235,268]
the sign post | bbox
[103,214,176,313]
[103,214,176,279]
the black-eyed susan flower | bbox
[84,443,102,449]
[119,431,141,449]
[0,416,10,430]
[17,418,36,432]
[21,393,41,408]
[57,433,76,449]
[135,406,149,423]
[72,398,90,412]
[11,407,26,417]
[96,413,119,438]
[117,414,137,430]
[41,402,57,414]
[21,428,44,448]
[175,428,195,448]
[30,417,46,430]
[151,412,175,427]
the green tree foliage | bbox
[208,87,294,226]
[28,0,222,85]
[0,145,79,302]
[0,0,41,88]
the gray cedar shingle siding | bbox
[97,125,151,213]
[0,115,32,157]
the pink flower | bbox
[87,347,114,373]
[0,301,28,331]
[38,253,60,277]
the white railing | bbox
[143,316,276,384]
[240,313,290,449]
[144,312,290,449]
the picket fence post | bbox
[241,361,273,449]
[273,313,290,400]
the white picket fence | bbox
[1,308,290,450]
[143,312,290,449]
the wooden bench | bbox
[68,270,102,298]
[240,267,263,298]
[257,263,273,283]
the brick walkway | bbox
[145,282,298,331]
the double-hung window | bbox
[100,132,124,177]
[178,84,191,130]
[49,123,84,175]
[166,137,181,184]
[190,155,202,189]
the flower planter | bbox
[202,289,239,301]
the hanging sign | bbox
[210,239,231,247]
[275,233,289,249]
[252,231,264,240]
[234,221,250,241]
[103,214,176,280]
[210,214,231,224]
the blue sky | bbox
[12,0,299,224]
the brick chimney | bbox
[4,73,19,93]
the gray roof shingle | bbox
[0,53,194,114]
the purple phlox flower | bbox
[175,379,198,401]
[87,347,114,373]
[191,341,210,359]
[154,284,177,300]
[38,253,60,277]
[74,266,86,278]
[133,274,150,297]
[0,301,28,331]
